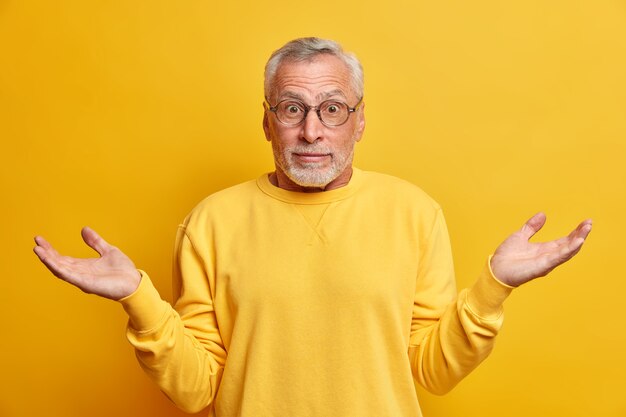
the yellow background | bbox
[1,1,624,416]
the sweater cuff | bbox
[466,256,514,320]
[118,270,169,332]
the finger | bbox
[571,223,591,241]
[568,221,593,251]
[81,226,111,256]
[573,220,593,241]
[34,236,88,278]
[34,235,52,250]
[520,212,547,240]
[551,219,593,247]
[33,244,49,263]
[558,220,593,248]
[33,244,70,279]
[554,239,585,266]
[33,236,61,261]
[551,222,592,265]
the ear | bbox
[263,108,271,141]
[353,102,366,143]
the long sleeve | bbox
[409,209,513,394]
[118,225,227,414]
[115,171,514,416]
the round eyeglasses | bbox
[264,97,363,127]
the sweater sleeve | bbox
[118,225,227,413]
[408,209,513,395]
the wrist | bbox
[111,269,142,301]
[489,255,519,287]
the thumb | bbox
[81,227,111,256]
[520,212,547,240]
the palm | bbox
[490,213,592,287]
[34,227,141,300]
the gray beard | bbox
[275,145,354,188]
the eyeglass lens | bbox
[275,100,350,126]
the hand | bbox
[490,212,592,287]
[33,227,142,300]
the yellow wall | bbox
[1,1,624,416]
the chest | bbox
[211,202,422,319]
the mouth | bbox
[293,153,331,163]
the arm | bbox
[409,211,591,394]
[33,227,227,413]
[121,225,227,413]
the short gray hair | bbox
[264,37,364,101]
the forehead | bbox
[272,54,354,101]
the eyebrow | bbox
[279,91,306,101]
[278,89,348,103]
[316,89,347,101]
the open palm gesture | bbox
[490,213,592,287]
[33,227,141,300]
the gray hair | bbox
[264,37,364,101]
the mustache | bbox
[287,144,332,154]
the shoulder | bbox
[195,179,259,209]
[182,178,260,226]
[358,170,441,212]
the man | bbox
[33,38,592,417]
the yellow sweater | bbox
[120,168,513,417]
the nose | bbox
[300,109,324,143]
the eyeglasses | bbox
[264,97,363,127]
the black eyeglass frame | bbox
[264,97,363,127]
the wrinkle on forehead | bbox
[279,89,347,103]
[270,56,355,102]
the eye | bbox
[327,104,339,113]
[280,101,304,114]
[321,101,344,114]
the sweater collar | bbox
[256,167,363,205]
